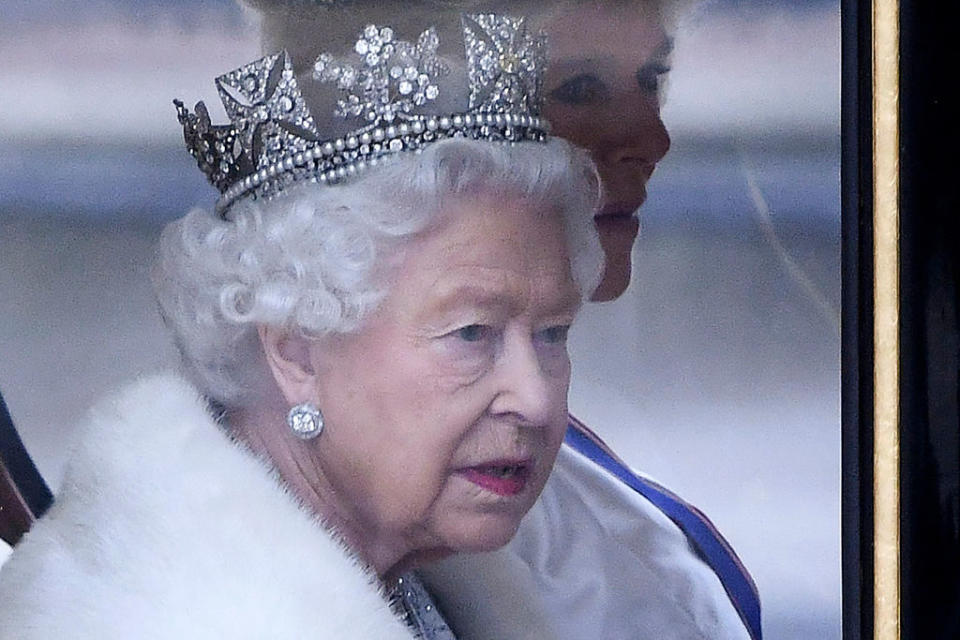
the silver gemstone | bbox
[288,406,323,439]
[339,68,357,89]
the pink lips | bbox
[459,461,531,496]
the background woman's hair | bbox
[153,137,602,406]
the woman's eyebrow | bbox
[549,56,616,76]
[550,38,675,76]
[424,282,521,317]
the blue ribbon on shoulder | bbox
[565,419,763,640]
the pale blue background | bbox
[0,2,840,638]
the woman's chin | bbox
[442,515,524,555]
[592,221,638,301]
[591,261,633,301]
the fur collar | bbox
[0,373,415,639]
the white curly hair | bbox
[154,137,603,406]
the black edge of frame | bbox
[841,0,873,638]
[0,391,53,520]
[898,2,960,637]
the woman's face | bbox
[307,194,580,572]
[543,2,673,301]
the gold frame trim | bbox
[873,0,900,638]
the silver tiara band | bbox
[174,13,549,218]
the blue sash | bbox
[565,418,762,640]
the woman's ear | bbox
[257,325,318,407]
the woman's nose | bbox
[595,106,670,212]
[603,105,671,169]
[488,339,558,427]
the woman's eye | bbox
[536,325,571,345]
[549,74,609,105]
[636,64,670,95]
[455,324,490,343]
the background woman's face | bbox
[307,194,580,564]
[544,2,672,301]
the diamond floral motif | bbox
[461,14,546,115]
[312,24,449,125]
[176,13,550,214]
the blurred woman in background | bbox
[423,1,762,639]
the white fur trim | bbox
[0,373,414,639]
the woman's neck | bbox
[227,402,451,581]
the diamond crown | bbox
[175,13,549,217]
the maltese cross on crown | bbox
[174,13,550,216]
[462,14,545,114]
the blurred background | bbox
[0,1,839,638]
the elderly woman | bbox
[1,2,758,639]
[418,2,761,640]
[0,8,603,639]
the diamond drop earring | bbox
[286,403,324,440]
